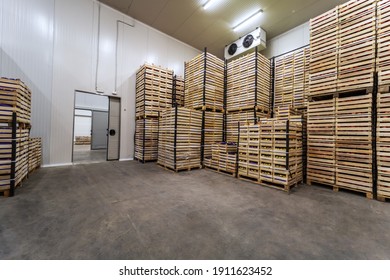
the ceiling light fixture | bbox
[233,9,263,32]
[203,0,215,10]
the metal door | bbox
[91,110,108,150]
[107,97,121,160]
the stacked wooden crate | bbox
[226,51,270,145]
[238,120,303,192]
[135,64,173,162]
[338,0,376,91]
[377,0,390,86]
[158,107,202,171]
[307,96,336,186]
[274,106,307,180]
[184,51,224,159]
[335,93,373,198]
[134,118,159,162]
[377,86,390,201]
[309,7,339,96]
[238,120,303,191]
[0,78,32,197]
[203,142,237,176]
[204,111,223,158]
[75,136,91,145]
[307,92,374,198]
[185,52,224,111]
[28,137,42,173]
[227,51,270,112]
[173,76,185,107]
[274,47,310,108]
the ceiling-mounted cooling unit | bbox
[224,27,266,60]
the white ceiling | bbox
[99,0,350,58]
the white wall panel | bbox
[0,0,54,165]
[262,22,310,58]
[1,0,200,165]
[50,0,95,164]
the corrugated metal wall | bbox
[0,0,201,165]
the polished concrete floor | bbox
[0,161,389,260]
[73,145,106,164]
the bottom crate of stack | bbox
[135,118,159,162]
[158,107,202,172]
[238,120,303,192]
[29,137,42,173]
[203,142,237,176]
[0,126,30,196]
[377,144,390,201]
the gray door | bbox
[107,97,121,160]
[91,111,108,150]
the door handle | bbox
[109,129,116,136]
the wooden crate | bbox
[185,52,224,111]
[377,0,390,86]
[337,0,376,91]
[227,52,270,112]
[136,64,173,118]
[135,118,159,162]
[274,47,310,109]
[204,111,223,158]
[226,109,268,143]
[237,120,303,192]
[158,107,202,171]
[28,137,42,173]
[204,142,237,176]
[0,126,30,196]
[74,136,91,145]
[0,78,32,124]
[173,76,185,107]
[309,7,339,96]
[377,86,390,199]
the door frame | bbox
[107,96,121,161]
[72,90,109,163]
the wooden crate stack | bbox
[184,51,224,111]
[338,0,376,91]
[135,118,159,162]
[377,0,390,86]
[74,136,91,145]
[307,92,373,198]
[204,111,223,158]
[0,78,32,197]
[173,76,185,107]
[274,47,310,108]
[135,64,173,162]
[28,137,42,173]
[377,86,390,201]
[307,96,336,185]
[309,7,339,96]
[237,120,303,192]
[274,106,307,181]
[203,142,237,176]
[335,93,373,198]
[158,107,202,171]
[226,51,270,146]
[227,51,270,112]
[184,51,224,160]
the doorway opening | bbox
[72,91,109,164]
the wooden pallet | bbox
[307,180,373,199]
[74,136,91,145]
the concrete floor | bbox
[0,161,389,260]
[73,145,106,164]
